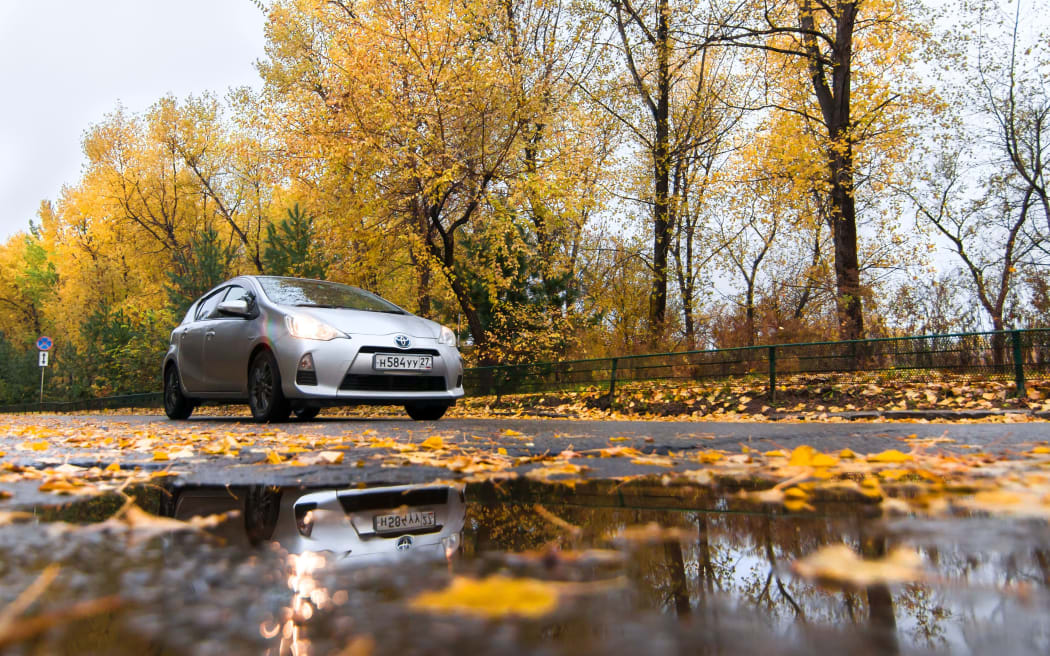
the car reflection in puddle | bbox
[166,483,465,564]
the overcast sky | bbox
[0,0,267,239]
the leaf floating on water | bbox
[615,522,691,544]
[867,449,913,463]
[792,544,925,587]
[410,575,559,618]
[955,489,1050,520]
[0,511,32,526]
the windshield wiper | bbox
[295,303,344,309]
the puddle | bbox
[1,479,1048,655]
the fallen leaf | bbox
[792,544,924,587]
[867,449,913,463]
[410,576,559,618]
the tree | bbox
[592,0,745,342]
[166,227,238,314]
[263,204,329,279]
[260,0,604,362]
[908,0,1049,357]
[714,0,929,340]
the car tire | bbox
[164,365,194,420]
[293,406,320,421]
[244,486,281,545]
[405,403,449,421]
[248,350,291,422]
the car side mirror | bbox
[217,299,251,317]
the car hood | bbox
[293,307,438,338]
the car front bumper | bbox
[272,334,465,404]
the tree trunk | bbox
[649,0,672,341]
[413,194,432,317]
[800,0,864,341]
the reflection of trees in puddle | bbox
[463,479,1050,654]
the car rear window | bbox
[257,277,404,314]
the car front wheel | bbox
[164,365,194,420]
[405,403,449,421]
[248,351,290,422]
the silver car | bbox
[162,276,464,422]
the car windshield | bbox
[257,277,405,313]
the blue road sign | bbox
[36,336,53,351]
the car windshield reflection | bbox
[258,277,405,314]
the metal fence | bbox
[3,330,1049,412]
[0,392,162,414]
[463,329,1050,400]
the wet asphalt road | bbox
[3,414,1048,491]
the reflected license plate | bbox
[373,510,436,534]
[373,353,433,371]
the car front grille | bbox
[356,346,440,356]
[339,374,447,392]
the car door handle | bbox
[205,331,216,339]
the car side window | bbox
[194,288,227,321]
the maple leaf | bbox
[410,576,559,618]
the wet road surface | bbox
[4,414,1049,488]
[2,414,1049,654]
[1,478,1048,655]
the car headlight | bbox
[438,325,457,346]
[285,314,345,341]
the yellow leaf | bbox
[764,450,787,458]
[599,446,643,458]
[410,576,558,618]
[839,449,858,459]
[105,463,120,473]
[265,450,284,465]
[811,453,839,467]
[39,478,81,493]
[152,451,170,462]
[867,449,912,463]
[784,499,816,512]
[788,445,816,466]
[421,436,445,450]
[502,429,523,437]
[497,448,508,456]
[1031,446,1050,455]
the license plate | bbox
[373,510,436,534]
[373,353,433,371]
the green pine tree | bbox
[262,204,328,279]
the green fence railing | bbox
[462,329,1050,401]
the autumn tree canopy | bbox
[0,0,1046,402]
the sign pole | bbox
[36,336,53,406]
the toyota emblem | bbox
[396,535,413,551]
[395,335,411,349]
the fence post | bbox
[768,345,777,403]
[608,357,619,400]
[1012,329,1026,398]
